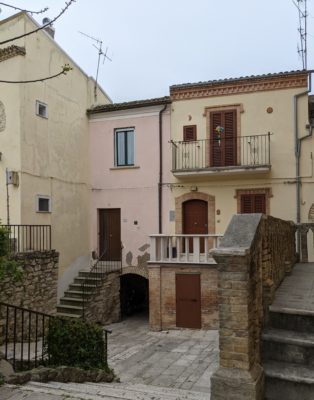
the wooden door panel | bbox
[99,209,121,261]
[176,274,201,329]
[183,200,208,252]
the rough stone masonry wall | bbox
[149,264,218,331]
[210,214,296,400]
[0,251,59,312]
[0,251,59,344]
[84,271,121,325]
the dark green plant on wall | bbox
[46,317,109,370]
[0,224,22,282]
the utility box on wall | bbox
[6,170,19,186]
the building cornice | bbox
[0,45,26,62]
[170,72,308,101]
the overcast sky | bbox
[1,0,313,102]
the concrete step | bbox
[262,328,314,366]
[55,312,81,319]
[269,307,314,333]
[64,290,92,299]
[56,304,83,316]
[69,283,96,292]
[20,380,209,400]
[79,270,107,278]
[59,297,85,307]
[264,360,314,400]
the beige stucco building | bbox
[0,12,110,298]
[167,71,314,239]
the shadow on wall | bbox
[120,274,148,317]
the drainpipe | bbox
[294,70,313,254]
[158,103,168,234]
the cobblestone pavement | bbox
[0,314,219,399]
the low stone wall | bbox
[0,251,59,312]
[84,271,121,325]
[210,214,296,400]
[149,263,218,331]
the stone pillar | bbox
[210,214,265,400]
[210,249,264,400]
[148,264,162,331]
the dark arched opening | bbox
[120,274,149,317]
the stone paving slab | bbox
[0,314,218,399]
[271,263,314,312]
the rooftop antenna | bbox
[293,0,308,70]
[79,31,112,103]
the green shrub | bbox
[0,225,22,282]
[46,318,108,370]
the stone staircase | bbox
[262,306,314,400]
[6,380,210,400]
[56,269,104,318]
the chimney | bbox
[42,17,55,39]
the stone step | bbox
[56,304,83,316]
[79,270,107,278]
[264,360,314,400]
[59,297,85,307]
[69,283,96,292]
[74,276,103,285]
[64,290,92,299]
[21,380,209,400]
[262,328,314,366]
[55,312,80,319]
[269,307,314,333]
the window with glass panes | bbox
[114,128,134,166]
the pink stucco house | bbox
[87,97,171,315]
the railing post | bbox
[150,236,157,262]
[193,236,200,263]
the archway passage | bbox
[120,274,149,317]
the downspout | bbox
[294,71,313,254]
[158,104,168,234]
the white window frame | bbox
[36,100,48,119]
[114,127,135,167]
[36,195,51,213]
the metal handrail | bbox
[0,225,51,253]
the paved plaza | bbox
[0,314,218,399]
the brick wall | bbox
[149,263,218,331]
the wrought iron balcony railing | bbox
[0,225,51,253]
[171,133,271,173]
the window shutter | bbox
[224,110,237,166]
[210,112,223,166]
[183,125,197,141]
[240,194,266,214]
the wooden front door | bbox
[183,200,208,252]
[98,209,121,261]
[210,110,237,167]
[176,274,201,329]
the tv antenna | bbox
[293,0,308,70]
[79,31,112,103]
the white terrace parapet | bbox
[149,234,223,264]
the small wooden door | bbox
[176,274,201,329]
[98,209,121,261]
[183,200,208,252]
[210,110,237,167]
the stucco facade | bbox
[0,12,110,298]
[168,71,313,236]
[88,98,171,276]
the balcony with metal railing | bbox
[171,133,271,177]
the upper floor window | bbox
[183,125,197,141]
[36,100,48,119]
[36,195,51,213]
[115,128,134,166]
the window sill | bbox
[110,165,140,170]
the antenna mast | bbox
[293,0,308,69]
[79,31,112,103]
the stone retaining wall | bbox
[84,271,121,325]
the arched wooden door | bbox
[183,200,208,252]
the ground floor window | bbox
[235,188,271,215]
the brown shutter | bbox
[210,112,223,166]
[183,125,197,141]
[224,110,237,166]
[240,194,266,214]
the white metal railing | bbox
[149,234,223,264]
